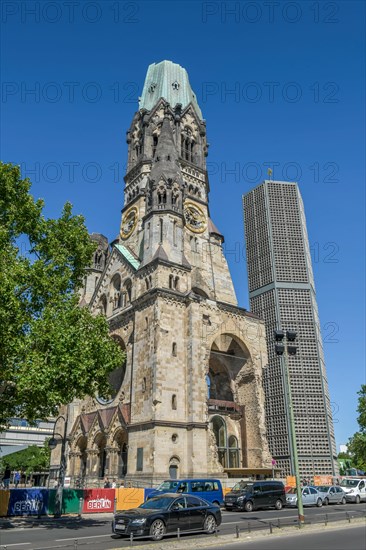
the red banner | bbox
[82,489,115,513]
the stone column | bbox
[106,447,119,477]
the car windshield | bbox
[156,481,180,491]
[139,497,173,510]
[317,486,330,492]
[232,482,252,492]
[340,479,359,488]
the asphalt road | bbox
[1,503,365,550]
[197,525,366,550]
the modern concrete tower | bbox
[62,61,272,485]
[243,180,338,478]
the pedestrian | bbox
[111,479,117,489]
[104,477,111,488]
[14,470,21,488]
[2,465,11,489]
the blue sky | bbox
[1,1,365,448]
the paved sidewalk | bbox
[0,512,113,529]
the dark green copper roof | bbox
[139,60,203,120]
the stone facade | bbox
[63,61,271,485]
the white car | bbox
[340,478,366,503]
[286,486,323,507]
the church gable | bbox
[90,245,138,314]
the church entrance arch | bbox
[113,428,129,478]
[94,433,107,479]
[75,435,87,479]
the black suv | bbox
[224,480,286,512]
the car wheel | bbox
[274,499,283,511]
[244,501,253,512]
[323,497,329,506]
[204,514,217,534]
[355,495,361,504]
[341,497,347,505]
[149,519,166,541]
[316,498,323,507]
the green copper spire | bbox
[139,60,203,120]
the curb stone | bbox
[117,517,366,550]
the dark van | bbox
[147,479,224,506]
[224,480,286,512]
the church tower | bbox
[67,61,271,484]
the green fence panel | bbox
[47,489,84,514]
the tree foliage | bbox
[0,163,125,427]
[347,385,366,471]
[1,442,51,475]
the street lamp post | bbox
[48,412,68,518]
[274,329,305,524]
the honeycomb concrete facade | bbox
[62,61,272,485]
[243,180,338,478]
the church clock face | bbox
[120,206,138,239]
[184,201,207,233]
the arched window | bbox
[159,219,163,243]
[212,416,227,467]
[174,276,179,291]
[172,394,177,410]
[173,220,177,246]
[111,274,121,309]
[211,416,241,469]
[152,135,158,157]
[123,279,132,305]
[228,435,240,468]
[172,342,177,356]
[169,274,174,289]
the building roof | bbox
[114,244,141,270]
[139,60,203,119]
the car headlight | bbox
[131,518,147,525]
[349,490,354,494]
[237,496,244,501]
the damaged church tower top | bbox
[139,60,203,120]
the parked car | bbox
[224,480,286,512]
[315,485,347,505]
[340,478,366,503]
[147,478,223,506]
[112,493,222,540]
[286,486,323,507]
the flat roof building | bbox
[243,180,338,477]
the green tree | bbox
[0,163,125,427]
[1,442,51,475]
[347,385,366,471]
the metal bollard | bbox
[78,497,83,517]
[269,522,273,534]
[277,518,281,529]
[346,512,351,523]
[114,497,117,514]
[325,514,328,526]
[177,527,180,540]
[236,524,240,538]
[248,521,251,533]
[130,532,134,547]
[214,527,218,537]
[74,540,78,549]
